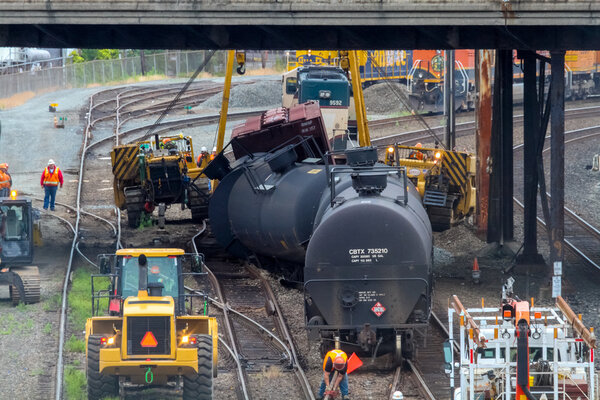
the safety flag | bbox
[347,352,363,374]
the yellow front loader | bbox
[85,248,217,399]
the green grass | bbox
[43,322,52,334]
[66,334,86,353]
[15,302,29,312]
[68,267,110,331]
[43,293,62,312]
[30,367,45,376]
[0,314,35,335]
[64,365,86,400]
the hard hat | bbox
[415,143,423,148]
[201,146,208,152]
[333,356,346,370]
[392,391,404,400]
[212,147,217,152]
[48,159,55,166]
[162,138,171,144]
[0,163,7,170]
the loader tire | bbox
[183,334,213,400]
[189,180,209,222]
[124,187,145,229]
[87,335,118,400]
[10,266,41,304]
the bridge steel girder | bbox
[4,24,600,50]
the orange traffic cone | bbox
[472,257,480,284]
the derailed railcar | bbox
[206,104,433,364]
[304,149,432,362]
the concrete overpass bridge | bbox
[1,1,600,49]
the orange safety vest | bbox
[408,151,424,161]
[43,166,61,186]
[197,154,208,168]
[322,349,348,371]
[210,153,216,161]
[0,171,10,188]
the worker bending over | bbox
[318,349,350,400]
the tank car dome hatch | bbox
[345,146,378,167]
[350,171,388,195]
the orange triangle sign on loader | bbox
[141,331,158,348]
[347,353,363,374]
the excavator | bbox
[0,190,40,304]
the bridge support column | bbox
[475,50,492,236]
[550,51,565,270]
[488,49,514,244]
[517,50,545,267]
[445,50,456,150]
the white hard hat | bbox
[48,159,56,165]
[392,392,404,400]
[212,147,217,152]
[200,146,207,152]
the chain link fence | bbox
[0,50,286,100]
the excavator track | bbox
[10,266,41,304]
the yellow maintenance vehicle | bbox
[85,248,217,399]
[0,191,41,304]
[111,134,210,228]
[385,144,476,230]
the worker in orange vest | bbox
[408,142,425,160]
[318,349,350,400]
[0,163,11,197]
[40,159,63,211]
[196,147,210,169]
[210,146,217,161]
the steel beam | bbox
[550,51,565,266]
[475,50,492,236]
[500,49,514,242]
[518,50,545,264]
[488,50,503,243]
[445,50,456,150]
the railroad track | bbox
[387,311,454,400]
[513,124,600,270]
[188,223,314,400]
[53,80,233,399]
[373,106,600,272]
[370,104,600,148]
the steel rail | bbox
[55,90,100,400]
[245,264,315,400]
[371,104,600,148]
[406,360,437,400]
[86,110,263,152]
[513,125,600,271]
[190,224,313,399]
[190,223,251,400]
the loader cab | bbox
[0,198,34,265]
[93,248,206,317]
[119,254,180,299]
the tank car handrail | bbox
[237,135,327,194]
[327,165,408,206]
